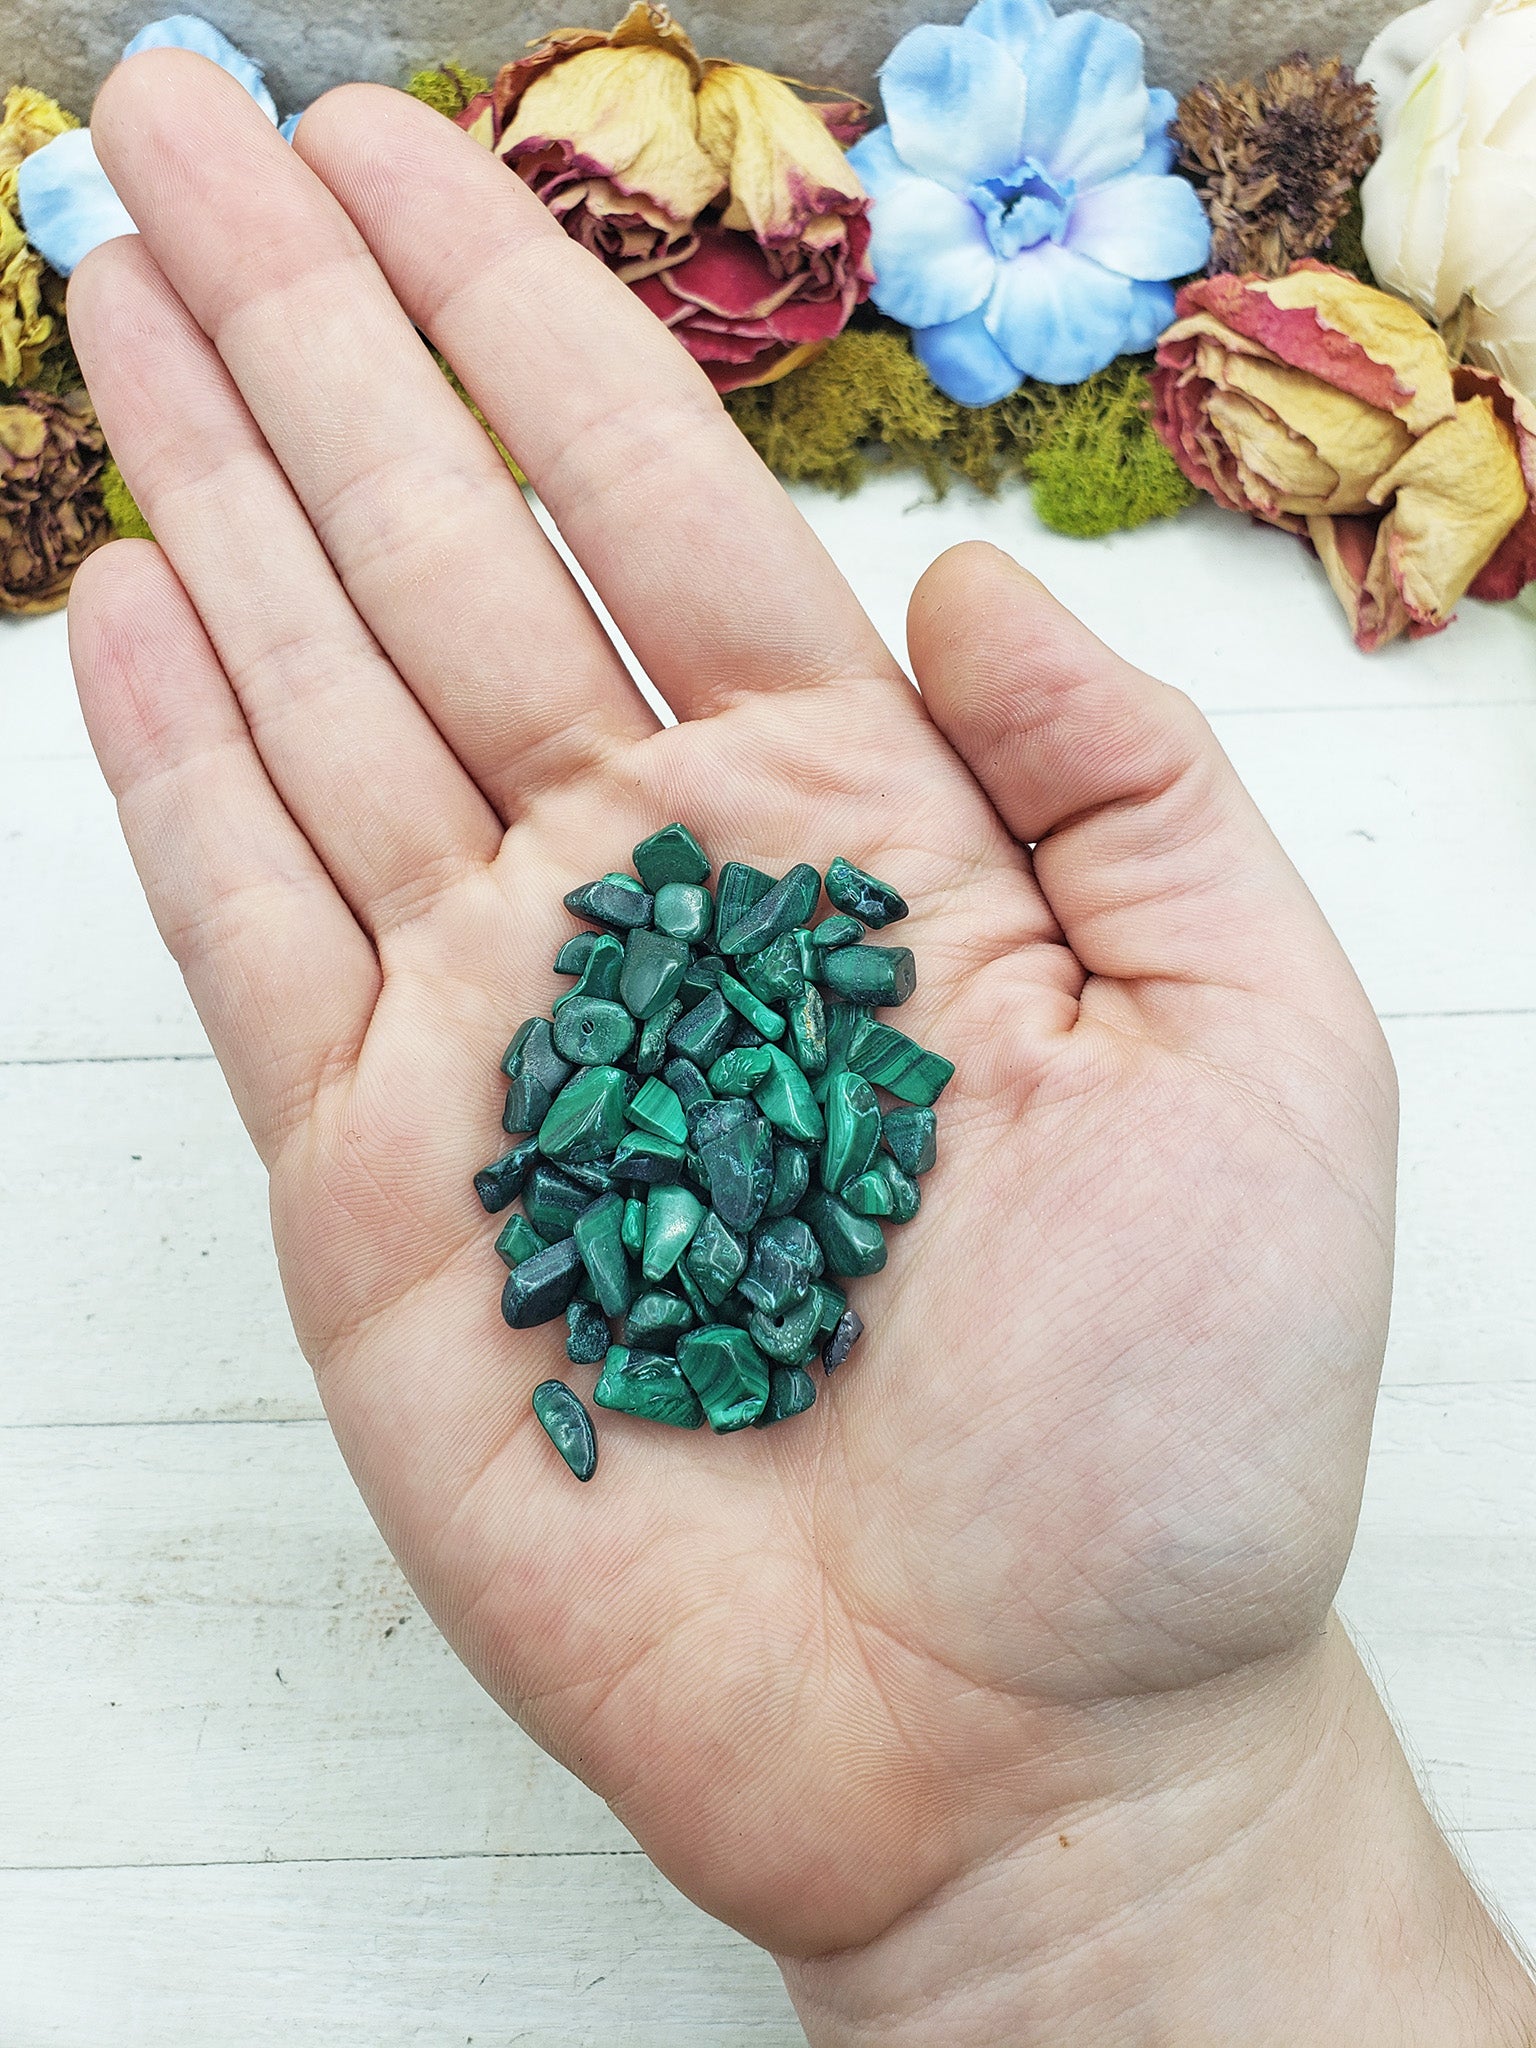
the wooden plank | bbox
[1,1856,802,2046]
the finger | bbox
[89,53,656,816]
[67,538,379,1162]
[907,544,1375,1020]
[293,82,906,718]
[67,232,502,937]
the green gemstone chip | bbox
[676,1325,771,1432]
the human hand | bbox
[64,52,1534,2044]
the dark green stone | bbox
[502,1018,573,1133]
[808,913,864,951]
[594,1346,705,1429]
[753,1363,818,1426]
[881,1106,937,1176]
[642,1184,705,1281]
[764,1141,812,1220]
[754,1047,825,1143]
[563,873,653,930]
[553,931,599,976]
[474,1136,540,1213]
[502,1236,585,1326]
[713,862,774,943]
[619,928,690,1019]
[625,1076,688,1146]
[821,1070,881,1191]
[653,881,713,943]
[621,1290,694,1348]
[662,1057,712,1112]
[553,996,637,1068]
[667,989,735,1065]
[822,1308,865,1373]
[674,1257,711,1323]
[812,1281,847,1333]
[738,1216,823,1316]
[611,1130,684,1183]
[786,983,827,1077]
[708,1046,772,1097]
[677,954,726,1006]
[801,1189,888,1278]
[572,1192,633,1316]
[632,823,710,892]
[694,1101,774,1232]
[566,1299,611,1366]
[524,1164,594,1241]
[821,944,917,1007]
[848,1021,955,1106]
[556,931,624,1007]
[841,1169,895,1218]
[729,1018,768,1051]
[676,1324,770,1432]
[824,1003,872,1072]
[875,1152,921,1224]
[736,930,805,1006]
[718,864,822,956]
[564,1159,617,1193]
[531,1379,598,1480]
[748,1291,823,1365]
[621,1196,647,1258]
[824,856,908,928]
[635,999,682,1075]
[538,1065,628,1164]
[495,1213,550,1268]
[719,974,785,1042]
[683,1210,749,1306]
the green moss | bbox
[99,456,153,541]
[431,345,525,482]
[1323,185,1376,287]
[403,63,489,118]
[1025,363,1195,537]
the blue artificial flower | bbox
[848,0,1211,402]
[17,15,296,276]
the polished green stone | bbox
[801,1189,888,1278]
[752,1363,818,1426]
[718,864,822,955]
[875,1152,921,1224]
[563,872,653,930]
[642,1184,705,1281]
[683,1210,749,1305]
[621,1290,694,1348]
[764,1140,812,1220]
[694,1100,775,1231]
[821,1070,881,1191]
[573,1192,633,1316]
[667,988,735,1065]
[653,881,713,943]
[807,913,864,951]
[713,862,774,943]
[611,1130,684,1183]
[821,944,917,1006]
[502,1018,573,1133]
[754,1047,825,1143]
[719,974,786,1042]
[524,1164,594,1240]
[677,954,726,1006]
[502,1236,586,1326]
[556,931,624,1007]
[619,928,690,1020]
[474,1135,541,1213]
[566,1298,611,1366]
[675,1256,711,1322]
[786,983,827,1077]
[635,999,681,1076]
[632,823,710,892]
[564,1158,618,1193]
[625,1076,687,1146]
[848,1020,955,1105]
[824,856,908,928]
[737,930,805,1005]
[553,931,599,976]
[812,1281,847,1333]
[822,1308,865,1372]
[495,1213,550,1268]
[841,1169,895,1218]
[553,996,637,1067]
[531,1379,598,1479]
[729,1018,768,1051]
[662,1057,712,1112]
[881,1105,937,1175]
[538,1064,628,1164]
[676,1324,770,1432]
[621,1196,647,1258]
[824,1002,872,1071]
[748,1291,823,1365]
[739,1216,823,1316]
[708,1046,772,1097]
[594,1346,705,1428]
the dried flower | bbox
[1151,261,1536,649]
[458,2,872,390]
[1175,56,1379,277]
[0,86,78,390]
[0,385,110,614]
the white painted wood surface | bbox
[3,477,1534,2044]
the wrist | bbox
[779,1619,1536,2047]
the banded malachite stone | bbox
[753,1363,819,1426]
[739,1217,823,1317]
[495,1213,550,1269]
[801,1189,888,1278]
[719,973,786,1042]
[717,863,821,956]
[708,1045,773,1097]
[626,1076,688,1147]
[824,857,909,928]
[677,1324,771,1432]
[683,1209,749,1306]
[737,930,805,1006]
[786,984,827,1077]
[713,862,774,942]
[553,996,637,1068]
[763,1140,812,1220]
[554,931,599,977]
[635,1001,682,1075]
[523,1164,593,1242]
[642,1183,705,1281]
[595,1346,705,1428]
[821,944,916,1007]
[502,1236,585,1327]
[557,932,624,1007]
[621,1290,694,1348]
[807,912,864,951]
[841,1169,895,1218]
[755,1046,824,1143]
[881,1105,937,1176]
[502,1018,573,1134]
[621,1197,647,1258]
[849,1020,954,1106]
[662,1057,713,1113]
[564,872,653,930]
[812,1281,848,1333]
[538,1064,628,1165]
[633,823,710,892]
[619,928,690,1020]
[574,1193,633,1317]
[748,1290,823,1365]
[532,1379,598,1480]
[875,1153,921,1224]
[610,1130,684,1183]
[822,1070,882,1192]
[474,1135,540,1213]
[653,882,713,944]
[667,988,735,1066]
[694,1100,774,1232]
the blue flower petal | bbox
[1066,172,1211,280]
[279,110,305,142]
[1019,12,1149,190]
[984,241,1133,382]
[123,15,279,123]
[879,24,1029,193]
[1125,88,1178,177]
[15,128,136,278]
[851,130,998,329]
[913,308,1023,405]
[1121,278,1177,354]
[962,0,1058,65]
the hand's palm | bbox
[67,57,1395,1958]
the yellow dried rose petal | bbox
[1371,392,1530,624]
[696,63,864,244]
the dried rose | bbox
[1150,261,1536,649]
[0,385,110,615]
[458,2,872,391]
[0,86,78,391]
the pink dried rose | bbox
[457,2,873,391]
[1150,260,1536,650]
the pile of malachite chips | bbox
[473,825,953,1481]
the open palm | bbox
[67,53,1397,1974]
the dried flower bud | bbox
[0,385,110,615]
